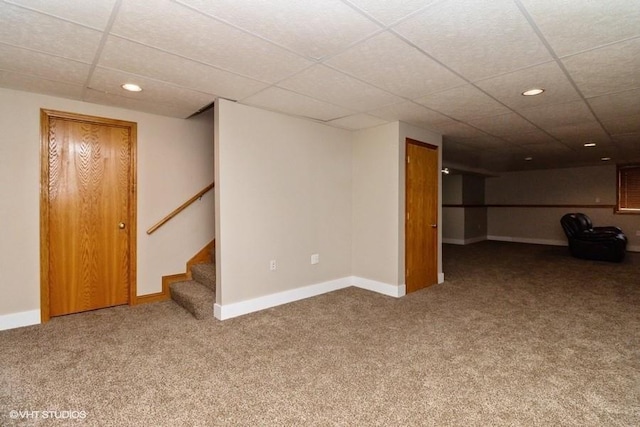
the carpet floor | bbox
[1,241,638,426]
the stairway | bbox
[170,263,216,319]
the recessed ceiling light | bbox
[121,83,142,92]
[584,142,597,147]
[601,157,611,161]
[524,156,533,161]
[522,88,545,96]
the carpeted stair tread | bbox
[191,263,216,291]
[169,280,214,320]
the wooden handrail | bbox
[146,183,214,235]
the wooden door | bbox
[405,139,438,293]
[40,110,137,320]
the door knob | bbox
[118,222,126,229]
[431,224,437,228]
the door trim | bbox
[39,109,137,322]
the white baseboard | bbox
[487,235,566,247]
[351,276,405,297]
[443,236,486,245]
[214,277,352,320]
[214,276,410,320]
[484,235,640,252]
[442,238,465,245]
[0,309,40,331]
[464,236,487,245]
[438,273,445,284]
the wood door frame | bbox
[404,138,439,292]
[40,109,138,322]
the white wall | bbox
[0,88,214,328]
[486,165,639,251]
[215,100,353,308]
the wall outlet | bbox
[269,260,277,271]
[311,253,319,265]
[636,230,640,237]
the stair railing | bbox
[146,182,214,235]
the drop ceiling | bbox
[1,0,639,173]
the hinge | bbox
[407,156,410,163]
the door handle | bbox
[431,224,437,228]
[118,222,126,229]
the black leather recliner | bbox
[560,213,627,262]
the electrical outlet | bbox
[311,253,319,265]
[636,230,640,237]
[270,260,277,271]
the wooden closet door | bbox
[41,110,136,318]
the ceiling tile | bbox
[88,67,215,115]
[278,65,403,111]
[176,0,380,60]
[430,121,486,139]
[346,0,437,26]
[0,43,91,85]
[562,38,640,98]
[0,70,83,99]
[519,100,595,129]
[0,2,102,62]
[443,140,481,165]
[612,134,640,163]
[519,142,574,155]
[588,88,640,120]
[467,113,539,137]
[449,135,512,151]
[241,87,354,121]
[327,114,388,130]
[502,129,556,145]
[545,121,611,145]
[520,0,640,57]
[415,84,511,121]
[476,61,581,110]
[111,0,312,83]
[368,101,454,128]
[5,0,117,29]
[326,31,466,98]
[99,37,268,100]
[600,114,640,136]
[84,88,197,118]
[393,0,552,81]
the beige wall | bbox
[351,122,443,286]
[486,165,639,251]
[215,100,353,305]
[352,122,402,285]
[442,174,487,244]
[443,174,463,204]
[0,88,214,321]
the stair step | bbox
[169,280,214,320]
[191,263,216,291]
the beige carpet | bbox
[1,241,638,426]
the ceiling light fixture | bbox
[584,142,597,147]
[522,88,544,96]
[601,157,611,161]
[121,83,142,92]
[524,156,533,161]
